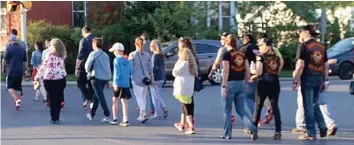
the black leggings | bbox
[182,96,194,116]
[253,80,282,132]
[44,78,66,121]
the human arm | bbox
[172,60,187,77]
[128,52,134,75]
[34,54,49,81]
[84,52,94,73]
[209,48,224,79]
[255,56,263,77]
[293,44,306,84]
[75,39,85,76]
[113,58,120,87]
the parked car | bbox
[327,37,354,80]
[162,40,223,85]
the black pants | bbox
[182,96,194,116]
[77,71,93,101]
[44,78,66,121]
[253,80,282,132]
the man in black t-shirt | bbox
[293,25,328,140]
[239,34,259,118]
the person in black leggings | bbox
[252,39,283,140]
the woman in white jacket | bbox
[173,48,198,135]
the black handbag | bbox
[137,52,152,86]
[350,81,354,95]
[194,76,204,92]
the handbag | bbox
[349,81,354,95]
[136,52,152,86]
[194,76,204,92]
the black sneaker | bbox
[327,126,338,136]
[109,119,118,125]
[320,128,328,138]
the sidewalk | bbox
[0,76,340,87]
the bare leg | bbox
[8,89,21,100]
[112,97,119,120]
[121,98,129,122]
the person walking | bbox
[149,39,168,119]
[129,37,154,123]
[85,38,112,122]
[75,25,94,108]
[291,79,338,136]
[220,34,258,140]
[208,32,236,125]
[292,25,330,140]
[175,37,198,129]
[252,38,283,140]
[31,41,47,103]
[108,42,132,126]
[2,35,27,111]
[173,48,198,134]
[34,38,67,124]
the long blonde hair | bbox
[51,38,67,59]
[151,39,165,59]
[179,48,198,76]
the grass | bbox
[1,70,294,82]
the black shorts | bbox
[6,75,22,91]
[113,88,132,99]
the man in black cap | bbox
[293,25,328,140]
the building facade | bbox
[0,1,123,51]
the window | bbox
[72,1,86,28]
[194,43,219,54]
[328,39,354,52]
[0,1,6,34]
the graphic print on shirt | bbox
[265,55,280,75]
[230,51,246,72]
[307,42,325,73]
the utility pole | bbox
[218,1,222,31]
[20,0,27,45]
[206,1,211,28]
[320,7,327,43]
[229,1,236,34]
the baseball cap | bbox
[219,32,230,37]
[302,25,319,37]
[109,42,124,52]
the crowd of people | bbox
[2,24,338,141]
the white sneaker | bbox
[15,99,21,111]
[101,117,110,123]
[109,119,118,125]
[86,113,93,121]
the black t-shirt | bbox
[223,49,247,81]
[295,39,328,78]
[239,42,259,64]
[257,53,280,79]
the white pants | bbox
[296,86,336,130]
[35,79,47,100]
[132,82,148,115]
[151,80,166,117]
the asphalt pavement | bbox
[1,79,354,145]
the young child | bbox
[31,42,47,103]
[108,42,132,127]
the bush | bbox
[27,20,76,73]
[279,41,299,69]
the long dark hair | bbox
[179,37,198,65]
[35,41,44,53]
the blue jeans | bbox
[221,81,257,137]
[245,81,257,114]
[90,78,110,117]
[300,76,327,137]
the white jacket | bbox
[173,60,195,97]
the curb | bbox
[1,76,340,87]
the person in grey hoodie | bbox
[85,38,111,123]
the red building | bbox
[0,1,123,51]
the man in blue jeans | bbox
[293,25,328,140]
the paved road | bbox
[1,80,354,145]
